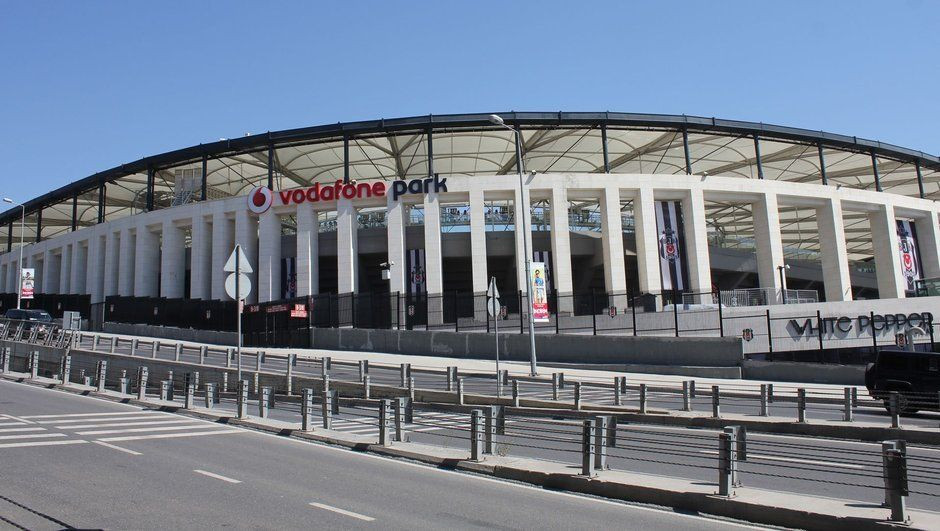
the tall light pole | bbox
[489,114,538,376]
[3,198,25,309]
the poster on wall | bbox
[654,201,689,292]
[282,257,296,300]
[533,251,552,293]
[530,261,549,322]
[896,220,922,292]
[408,249,426,294]
[21,268,34,300]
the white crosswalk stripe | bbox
[55,419,199,430]
[76,424,215,436]
[38,414,167,425]
[0,427,47,434]
[0,433,67,440]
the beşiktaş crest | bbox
[659,227,680,262]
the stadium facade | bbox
[1,112,938,352]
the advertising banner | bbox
[21,268,34,300]
[896,220,922,292]
[531,261,549,322]
[408,249,426,294]
[654,200,689,292]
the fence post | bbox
[358,360,367,382]
[110,336,117,353]
[400,363,410,387]
[457,378,464,405]
[581,419,596,476]
[573,381,582,411]
[175,343,183,361]
[119,371,129,395]
[136,366,148,400]
[889,391,901,428]
[682,381,691,411]
[322,390,333,429]
[470,409,483,461]
[226,348,233,368]
[673,289,680,337]
[594,416,610,470]
[151,341,158,359]
[716,289,724,337]
[61,353,71,383]
[446,367,454,391]
[718,431,733,496]
[639,383,648,414]
[321,356,330,377]
[205,382,216,408]
[591,289,597,336]
[884,446,909,523]
[92,334,100,350]
[484,406,498,454]
[767,383,774,403]
[766,309,773,354]
[30,351,39,379]
[258,386,270,418]
[166,371,175,400]
[184,379,195,409]
[511,380,520,407]
[196,345,205,365]
[96,360,107,392]
[689,379,696,399]
[301,388,313,431]
[394,397,405,442]
[712,385,720,418]
[0,347,9,373]
[237,380,248,419]
[614,377,622,406]
[760,384,769,416]
[723,426,742,487]
[843,387,853,422]
[160,380,170,401]
[379,399,391,446]
[552,373,560,400]
[797,388,806,423]
[222,372,229,393]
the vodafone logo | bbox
[248,186,273,214]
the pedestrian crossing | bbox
[0,410,244,451]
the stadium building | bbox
[1,112,938,356]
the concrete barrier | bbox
[103,322,238,346]
[742,360,865,385]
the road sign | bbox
[223,245,253,274]
[487,277,500,318]
[486,277,500,299]
[225,273,251,300]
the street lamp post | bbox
[777,264,790,304]
[3,198,25,309]
[489,114,538,376]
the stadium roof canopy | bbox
[2,112,938,263]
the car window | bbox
[879,354,908,371]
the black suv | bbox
[3,308,54,331]
[865,348,940,413]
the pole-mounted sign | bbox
[224,245,253,383]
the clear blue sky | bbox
[1,1,937,201]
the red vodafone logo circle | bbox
[247,186,273,214]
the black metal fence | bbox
[0,292,90,319]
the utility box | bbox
[62,311,82,331]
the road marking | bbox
[698,450,868,470]
[96,429,243,442]
[0,433,67,440]
[194,469,241,484]
[0,439,89,449]
[93,440,142,455]
[308,502,375,522]
[0,421,30,427]
[1,414,36,424]
[0,427,46,433]
[38,414,166,425]
[23,411,152,420]
[58,419,200,430]
[76,424,209,436]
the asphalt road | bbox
[0,379,765,530]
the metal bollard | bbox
[136,366,148,399]
[330,390,339,415]
[620,376,627,395]
[82,370,91,386]
[680,381,690,411]
[378,399,391,446]
[445,366,454,391]
[253,371,260,395]
[193,371,200,389]
[130,338,138,354]
[184,381,195,409]
[889,392,901,428]
[594,416,610,470]
[499,369,509,386]
[205,382,216,408]
[110,336,117,353]
[320,356,330,376]
[96,360,107,392]
[30,351,39,379]
[394,397,405,442]
[286,354,295,396]
[558,372,565,389]
[226,348,233,368]
[301,388,313,431]
[407,376,415,402]
[119,376,129,395]
[573,381,582,410]
[689,379,696,399]
[767,383,774,403]
[400,363,409,387]
[0,347,8,373]
[883,446,909,523]
[581,419,596,476]
[470,409,483,461]
[363,375,371,399]
[199,345,207,365]
[222,372,229,393]
[92,334,100,350]
[639,383,648,414]
[322,374,331,393]
[160,380,170,401]
[843,387,853,422]
[175,343,183,361]
[236,380,249,419]
[852,387,858,408]
[614,377,622,406]
[258,386,271,418]
[511,380,520,407]
[322,390,333,429]
[759,384,769,416]
[723,426,741,487]
[256,351,263,371]
[797,388,806,423]
[166,371,175,400]
[717,432,733,496]
[358,360,367,382]
[483,406,498,454]
[456,378,464,405]
[712,385,720,418]
[552,373,560,400]
[151,341,158,359]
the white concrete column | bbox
[752,192,785,299]
[258,211,282,303]
[633,187,661,295]
[71,241,88,295]
[424,191,444,325]
[869,204,905,299]
[600,187,628,301]
[59,243,71,295]
[87,234,106,303]
[234,210,259,304]
[160,220,186,299]
[469,188,488,321]
[916,210,940,280]
[549,187,573,303]
[386,196,406,295]
[816,198,852,302]
[513,184,534,295]
[682,188,712,300]
[295,206,318,297]
[103,230,119,298]
[118,229,135,297]
[134,227,159,297]
[42,249,59,294]
[336,199,358,294]
[211,212,234,300]
[190,215,211,300]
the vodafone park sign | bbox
[248,175,447,214]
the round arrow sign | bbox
[225,273,252,300]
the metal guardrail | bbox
[720,288,819,307]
